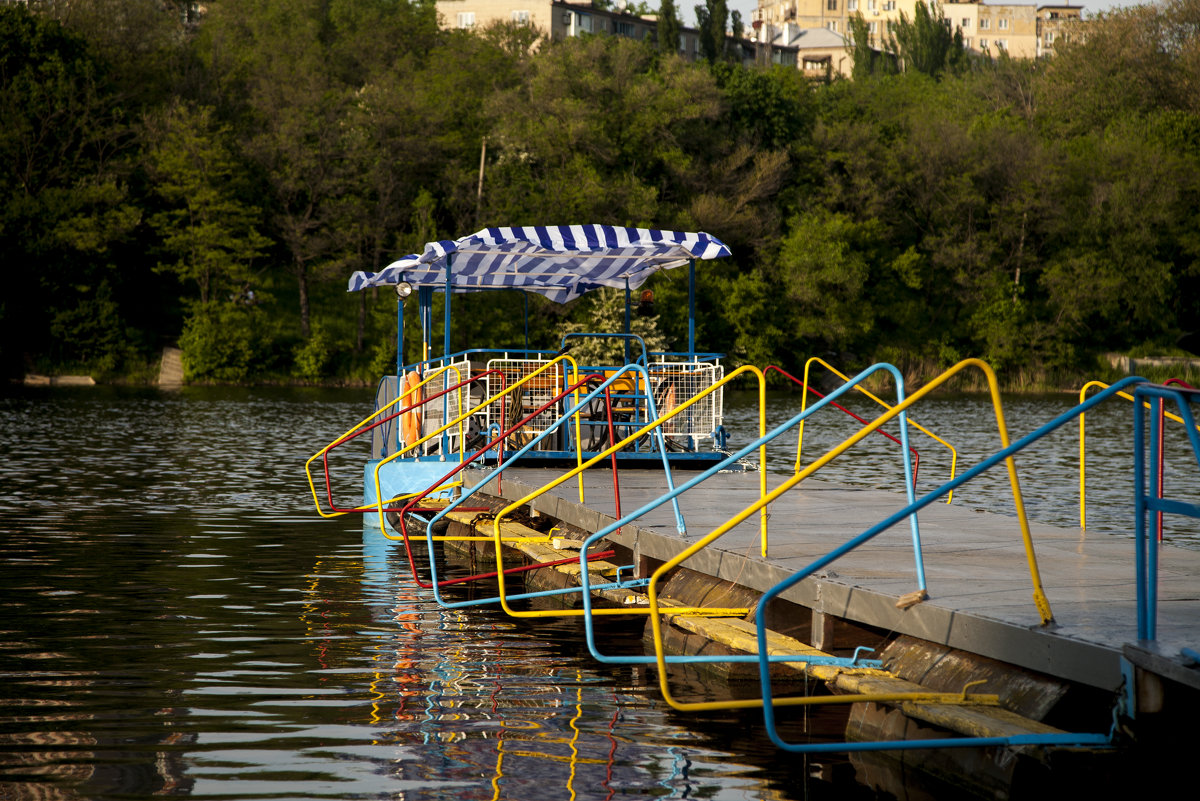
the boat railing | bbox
[477,355,726,457]
[411,363,702,611]
[1079,378,1200,535]
[380,344,728,458]
[485,356,574,453]
[307,365,489,518]
[647,361,724,450]
[797,356,959,502]
[371,354,593,536]
[388,371,626,595]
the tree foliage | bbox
[887,1,964,78]
[694,0,728,63]
[657,0,681,54]
[3,0,1200,385]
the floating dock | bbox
[463,468,1200,695]
[385,462,1200,796]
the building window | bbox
[1044,31,1055,44]
[996,38,1007,49]
[828,0,837,9]
[575,12,592,32]
[456,11,475,28]
[963,37,971,47]
[962,18,970,28]
[979,38,988,48]
[511,9,530,24]
[827,20,838,31]
[883,0,895,10]
[614,20,635,36]
[868,21,878,33]
[979,18,990,29]
[848,0,858,10]
[998,18,1009,29]
[867,0,876,10]
[886,20,896,32]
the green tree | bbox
[146,101,270,307]
[848,13,895,79]
[562,288,669,364]
[887,1,964,78]
[0,4,148,376]
[694,0,728,63]
[485,36,720,224]
[657,0,681,54]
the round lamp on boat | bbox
[395,281,413,299]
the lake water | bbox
[1,383,1195,800]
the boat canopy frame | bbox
[348,225,731,370]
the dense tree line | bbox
[1,0,1198,386]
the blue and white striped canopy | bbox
[347,225,731,303]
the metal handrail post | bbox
[1133,383,1200,641]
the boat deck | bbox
[463,467,1200,692]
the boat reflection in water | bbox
[354,533,758,800]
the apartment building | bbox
[436,0,704,55]
[751,0,923,40]
[751,0,1082,59]
[435,0,818,69]
[1035,5,1082,56]
[758,23,852,77]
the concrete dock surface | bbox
[465,467,1200,692]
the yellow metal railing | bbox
[644,358,1045,713]
[1078,379,1200,529]
[797,356,959,503]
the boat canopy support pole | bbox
[624,278,631,365]
[688,259,696,359]
[418,287,433,366]
[444,254,453,362]
[443,254,453,458]
[396,291,405,376]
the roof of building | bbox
[772,27,848,50]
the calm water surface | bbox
[1,384,1195,800]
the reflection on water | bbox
[0,387,857,801]
[1,384,1194,800]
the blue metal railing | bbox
[748,373,1152,753]
[1133,383,1200,642]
